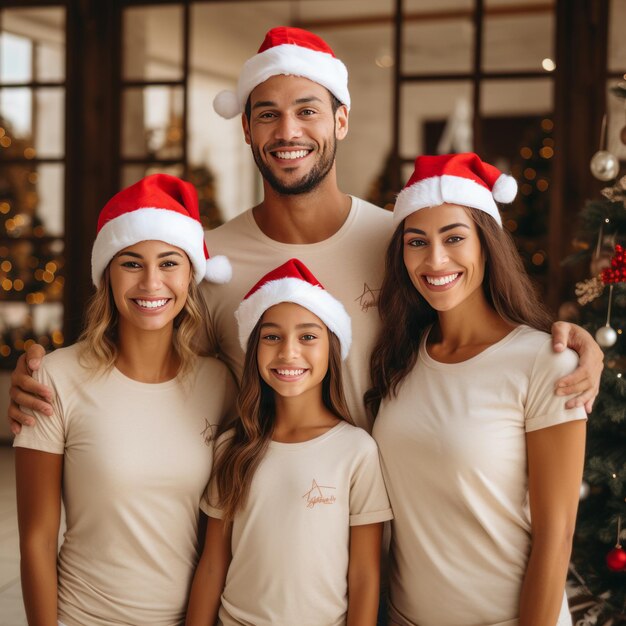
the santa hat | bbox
[235,258,352,360]
[91,173,232,286]
[394,152,518,227]
[213,26,350,120]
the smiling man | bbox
[196,27,395,430]
[10,27,602,434]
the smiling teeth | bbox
[426,273,459,286]
[275,150,308,159]
[276,369,305,376]
[135,299,168,309]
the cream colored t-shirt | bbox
[372,326,587,626]
[202,197,393,431]
[14,343,237,626]
[202,421,393,626]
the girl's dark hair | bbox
[210,318,352,522]
[364,206,554,419]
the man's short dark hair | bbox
[244,89,344,121]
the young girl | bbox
[367,153,587,626]
[186,259,393,626]
[14,174,236,626]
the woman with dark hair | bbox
[367,153,587,626]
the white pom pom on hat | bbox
[213,90,241,120]
[394,152,518,227]
[213,26,350,120]
[235,258,352,361]
[91,173,232,286]
[204,253,232,284]
[492,172,518,204]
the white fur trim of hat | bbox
[394,152,518,227]
[213,27,350,120]
[235,276,352,360]
[90,173,231,286]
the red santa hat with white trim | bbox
[235,258,352,360]
[91,173,232,286]
[213,26,350,120]
[394,152,518,227]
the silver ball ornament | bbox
[590,150,620,181]
[595,324,617,348]
[579,480,590,500]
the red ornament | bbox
[601,244,626,284]
[606,545,626,572]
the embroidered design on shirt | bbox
[302,479,336,508]
[355,283,380,312]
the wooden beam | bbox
[548,0,609,310]
[297,3,553,30]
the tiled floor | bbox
[0,445,26,626]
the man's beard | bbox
[252,135,337,196]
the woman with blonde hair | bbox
[14,174,236,626]
[368,153,587,626]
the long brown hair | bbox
[364,206,553,419]
[210,317,352,523]
[78,264,205,379]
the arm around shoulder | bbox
[550,321,603,412]
[525,340,588,433]
[8,345,54,434]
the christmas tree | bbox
[566,84,626,624]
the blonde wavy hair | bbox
[78,264,205,379]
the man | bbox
[9,26,602,433]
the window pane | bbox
[0,32,31,83]
[121,86,184,159]
[402,19,474,74]
[400,81,473,156]
[0,87,64,158]
[35,88,64,158]
[481,78,552,116]
[300,0,393,19]
[404,0,472,10]
[121,164,184,190]
[0,301,64,368]
[123,5,183,81]
[609,0,626,73]
[189,3,292,80]
[484,0,554,7]
[483,12,554,72]
[0,87,30,141]
[1,7,66,83]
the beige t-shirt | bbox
[14,343,237,626]
[372,326,587,626]
[202,197,393,431]
[202,421,393,626]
